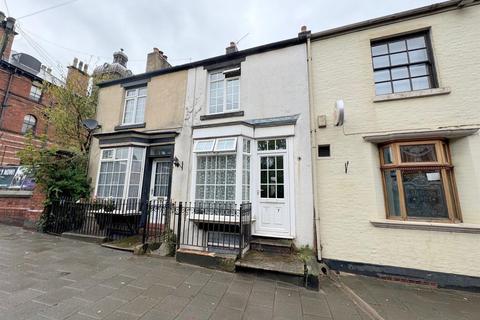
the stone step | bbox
[250,237,294,254]
[176,248,237,272]
[61,232,107,244]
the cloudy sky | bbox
[4,0,441,78]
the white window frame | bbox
[207,71,240,115]
[122,87,147,125]
[95,146,146,200]
[194,139,216,153]
[214,137,237,152]
[29,84,42,102]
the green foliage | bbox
[163,229,177,256]
[18,135,91,231]
[296,245,315,263]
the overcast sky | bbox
[4,0,441,78]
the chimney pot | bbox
[78,61,84,70]
[298,25,311,39]
[46,67,52,73]
[0,12,5,22]
[226,41,238,54]
[301,25,307,32]
[83,64,88,72]
[73,57,78,68]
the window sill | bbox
[114,123,146,131]
[0,190,33,198]
[200,111,244,121]
[370,219,480,234]
[373,87,451,102]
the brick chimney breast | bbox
[146,47,171,72]
[0,15,16,60]
[66,58,90,96]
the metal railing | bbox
[46,198,252,257]
[143,201,252,258]
[47,198,142,240]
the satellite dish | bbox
[334,100,344,126]
[82,119,100,131]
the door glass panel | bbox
[152,161,171,198]
[260,155,285,199]
[400,144,437,162]
[402,170,448,218]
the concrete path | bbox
[0,224,479,319]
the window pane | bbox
[402,170,448,218]
[268,140,276,150]
[411,76,431,90]
[391,67,409,80]
[400,144,437,162]
[374,70,390,82]
[126,89,136,97]
[226,78,239,111]
[407,36,426,50]
[214,138,237,152]
[372,56,390,68]
[135,97,146,123]
[371,44,388,56]
[257,141,267,151]
[409,64,428,77]
[194,140,215,152]
[123,99,135,123]
[388,40,406,53]
[408,49,428,63]
[275,139,286,150]
[138,87,148,96]
[375,82,392,95]
[382,147,393,164]
[390,52,408,66]
[392,79,411,93]
[277,186,284,199]
[384,170,401,216]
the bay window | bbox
[380,140,460,221]
[96,147,145,201]
[194,137,250,206]
[123,87,147,125]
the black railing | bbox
[47,198,142,240]
[143,201,252,258]
[46,198,252,257]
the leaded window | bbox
[123,87,147,125]
[380,141,460,221]
[371,32,436,95]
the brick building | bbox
[0,13,89,228]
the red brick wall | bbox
[0,187,45,229]
[0,66,54,228]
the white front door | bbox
[255,139,292,238]
[149,159,171,201]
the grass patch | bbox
[104,235,142,249]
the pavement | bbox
[0,224,478,320]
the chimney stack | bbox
[66,57,90,96]
[226,42,238,54]
[0,14,16,61]
[146,48,171,72]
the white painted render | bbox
[180,44,315,247]
[310,5,480,277]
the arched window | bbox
[21,114,37,134]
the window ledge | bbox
[114,123,146,131]
[0,190,33,198]
[200,111,244,121]
[373,87,451,102]
[370,219,480,234]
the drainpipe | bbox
[305,29,322,260]
[0,68,14,130]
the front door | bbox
[149,159,171,202]
[255,142,292,238]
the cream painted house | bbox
[308,0,480,288]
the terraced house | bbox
[308,0,480,289]
[87,0,480,289]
